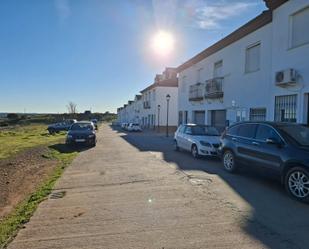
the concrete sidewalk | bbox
[8,124,290,249]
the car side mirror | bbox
[266,137,282,146]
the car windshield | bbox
[278,125,309,146]
[71,123,93,131]
[191,125,220,136]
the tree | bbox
[7,113,19,119]
[67,102,77,114]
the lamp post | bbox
[157,104,161,133]
[166,94,171,137]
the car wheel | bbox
[48,129,55,135]
[285,167,309,203]
[191,145,199,159]
[175,140,179,151]
[223,150,237,173]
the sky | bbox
[0,0,267,114]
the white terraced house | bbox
[117,67,179,132]
[177,0,309,132]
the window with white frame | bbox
[290,6,309,48]
[197,68,203,83]
[213,60,223,78]
[245,43,260,73]
[181,76,187,93]
[250,108,266,121]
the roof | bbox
[263,0,288,10]
[177,10,273,72]
[140,78,178,93]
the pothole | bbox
[188,177,212,186]
[49,191,66,199]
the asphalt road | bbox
[8,124,309,249]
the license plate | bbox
[75,139,85,142]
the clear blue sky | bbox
[0,0,266,114]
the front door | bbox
[211,110,226,133]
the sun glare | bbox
[151,30,175,57]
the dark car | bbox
[47,119,77,134]
[220,121,309,203]
[66,121,96,147]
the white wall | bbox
[156,87,178,127]
[270,0,309,123]
[178,22,273,125]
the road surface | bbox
[8,124,309,249]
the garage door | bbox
[194,111,205,125]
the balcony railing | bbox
[205,77,224,99]
[143,101,151,109]
[189,83,204,101]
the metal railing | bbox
[189,83,204,101]
[205,77,224,99]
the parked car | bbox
[91,119,98,130]
[174,124,221,158]
[127,123,142,132]
[66,121,96,147]
[121,123,129,130]
[47,119,77,134]
[220,121,309,203]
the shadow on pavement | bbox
[111,125,309,249]
[49,143,91,153]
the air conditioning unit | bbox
[275,69,297,86]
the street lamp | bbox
[157,104,161,132]
[166,94,171,137]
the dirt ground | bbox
[0,146,57,219]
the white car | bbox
[121,123,128,130]
[174,124,221,158]
[127,123,142,132]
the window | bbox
[214,60,223,77]
[274,95,297,122]
[250,108,266,121]
[178,111,183,125]
[179,125,186,133]
[291,7,309,48]
[227,125,239,136]
[255,125,281,142]
[237,124,257,138]
[184,111,188,124]
[197,68,203,83]
[185,126,192,134]
[181,76,187,93]
[245,43,260,73]
[236,110,246,122]
[153,90,156,101]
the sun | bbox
[150,30,175,57]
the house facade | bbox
[117,68,179,132]
[177,0,309,131]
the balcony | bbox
[205,77,224,99]
[189,83,205,101]
[143,101,151,109]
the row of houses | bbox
[117,0,309,133]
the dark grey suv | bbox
[219,122,309,203]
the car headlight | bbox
[200,141,211,147]
[88,134,95,138]
[67,135,73,139]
